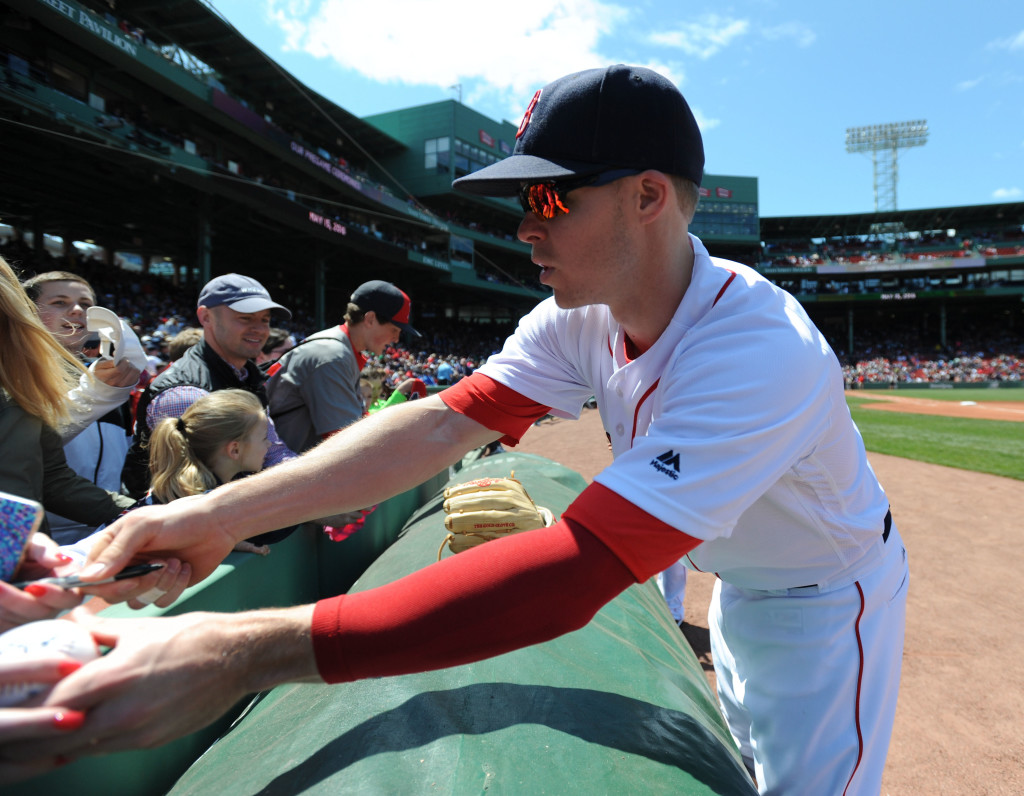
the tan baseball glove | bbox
[438,472,554,559]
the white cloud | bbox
[693,109,720,133]
[955,77,983,92]
[649,15,750,60]
[760,22,816,48]
[993,187,1022,199]
[267,0,315,51]
[987,29,1024,51]
[267,0,631,118]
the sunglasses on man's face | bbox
[517,169,641,220]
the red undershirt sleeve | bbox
[438,372,550,446]
[562,483,702,582]
[311,481,701,683]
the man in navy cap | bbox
[266,280,420,454]
[121,273,296,498]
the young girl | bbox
[144,389,286,553]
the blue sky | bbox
[205,0,1023,219]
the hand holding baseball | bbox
[0,620,98,785]
[3,605,318,764]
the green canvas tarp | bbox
[170,452,755,795]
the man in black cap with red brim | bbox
[266,280,420,454]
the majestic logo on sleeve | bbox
[650,450,680,480]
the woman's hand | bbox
[90,359,141,389]
[0,657,88,784]
[1,536,82,632]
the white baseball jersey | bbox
[478,234,890,590]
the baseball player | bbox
[14,65,907,796]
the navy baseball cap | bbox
[198,273,291,319]
[453,64,704,197]
[351,280,421,338]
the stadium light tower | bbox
[845,120,928,212]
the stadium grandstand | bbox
[1,0,1022,387]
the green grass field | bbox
[846,393,1024,480]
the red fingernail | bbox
[52,710,86,730]
[24,584,48,597]
[57,660,83,677]
[56,553,74,564]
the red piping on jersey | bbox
[630,378,661,445]
[619,268,735,447]
[713,271,737,307]
[685,553,705,572]
[842,582,868,796]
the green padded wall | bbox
[169,453,755,795]
[9,471,450,796]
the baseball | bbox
[0,619,100,707]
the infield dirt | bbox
[514,402,1024,796]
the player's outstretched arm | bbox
[5,604,318,766]
[81,396,498,591]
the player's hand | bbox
[79,557,191,611]
[76,495,232,598]
[35,611,250,758]
[7,606,317,762]
[0,659,86,784]
[90,358,141,389]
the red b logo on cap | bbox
[516,90,542,139]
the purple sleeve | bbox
[264,416,298,465]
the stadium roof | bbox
[102,0,405,160]
[762,202,1024,240]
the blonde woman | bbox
[0,256,136,627]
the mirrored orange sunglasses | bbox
[517,169,640,220]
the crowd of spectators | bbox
[844,353,1024,386]
[1,238,511,393]
[5,235,1022,390]
[761,230,1024,270]
[837,326,1024,386]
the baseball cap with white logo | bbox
[452,64,704,197]
[198,273,291,319]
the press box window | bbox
[424,137,450,171]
